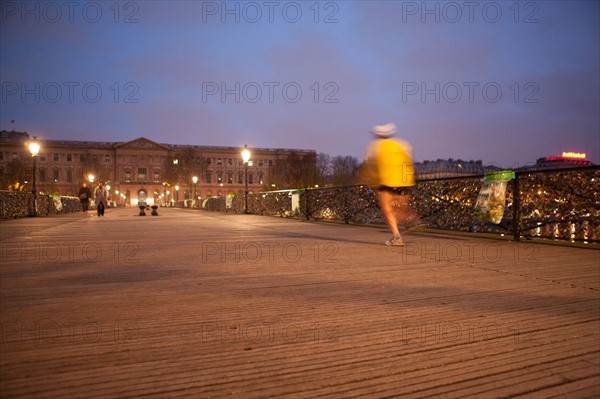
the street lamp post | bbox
[87,174,95,210]
[28,137,40,217]
[241,145,251,214]
[192,176,198,209]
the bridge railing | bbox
[512,166,599,242]
[0,191,81,218]
[194,165,600,243]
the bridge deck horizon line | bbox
[2,206,597,250]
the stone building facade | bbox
[0,131,316,206]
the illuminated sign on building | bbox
[533,151,594,170]
[561,152,586,159]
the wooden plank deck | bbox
[1,208,599,398]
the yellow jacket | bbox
[366,138,415,187]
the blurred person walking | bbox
[364,123,421,246]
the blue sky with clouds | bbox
[1,0,598,167]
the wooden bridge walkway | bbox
[1,208,598,398]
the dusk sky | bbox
[1,0,598,168]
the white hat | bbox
[371,122,397,137]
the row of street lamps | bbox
[26,137,253,215]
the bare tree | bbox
[79,150,109,183]
[270,152,317,189]
[330,155,360,186]
[316,153,331,186]
[164,148,205,198]
[2,158,30,191]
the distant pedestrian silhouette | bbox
[94,181,108,217]
[78,182,92,212]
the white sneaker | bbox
[385,236,404,246]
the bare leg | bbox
[379,191,401,237]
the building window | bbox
[217,158,222,166]
[258,160,263,167]
[0,152,3,161]
[125,171,131,182]
[258,172,264,185]
[93,155,98,162]
[53,153,59,162]
[217,171,223,183]
[53,169,60,182]
[269,160,273,166]
[40,169,46,182]
[248,173,254,184]
[40,154,46,162]
[205,173,212,183]
[138,168,147,181]
[227,158,233,166]
[206,158,212,165]
[66,154,72,162]
[12,153,17,160]
[105,155,111,163]
[67,170,73,183]
[238,172,243,184]
[154,171,160,181]
[227,172,233,184]
[80,154,85,162]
